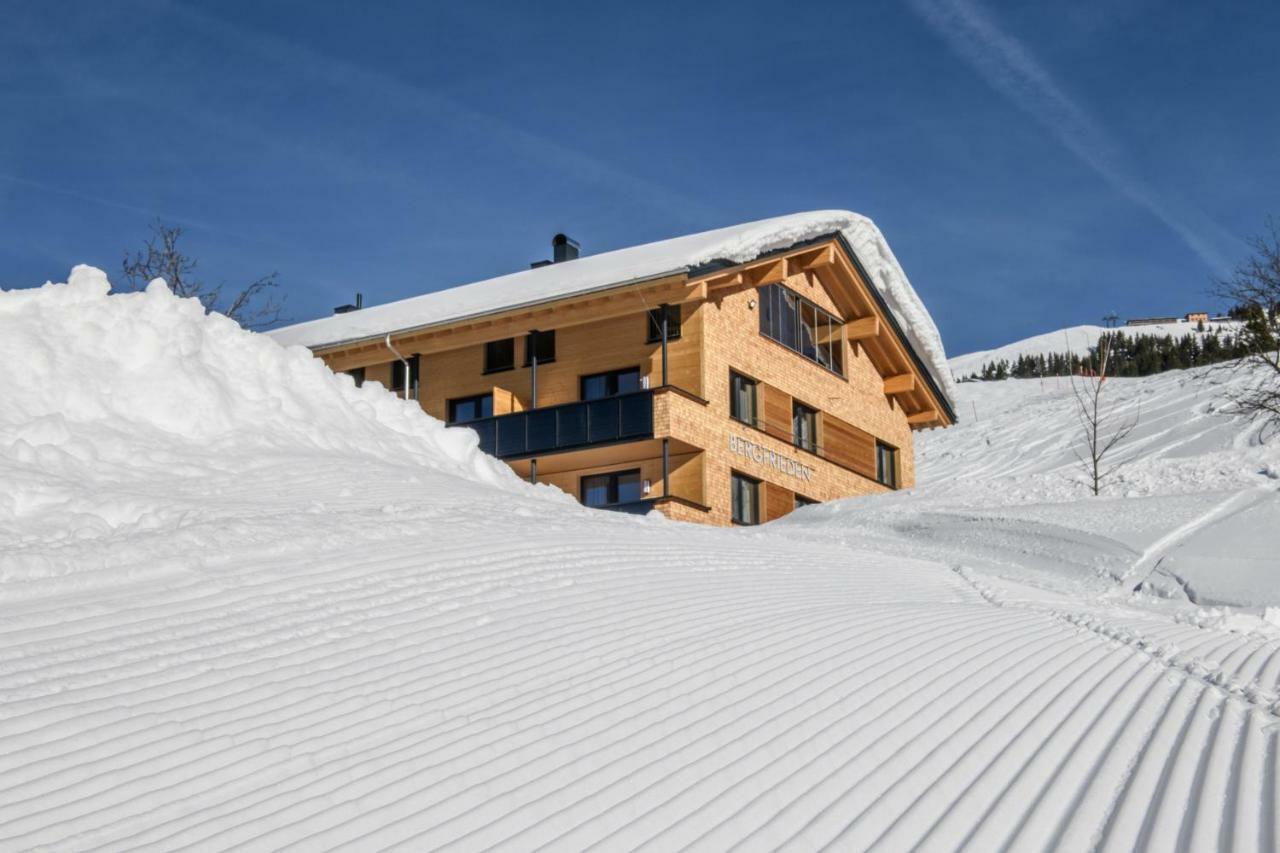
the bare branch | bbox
[1068,332,1140,495]
[121,220,287,329]
[1212,217,1280,427]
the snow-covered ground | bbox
[3,271,1277,850]
[789,368,1280,610]
[949,320,1240,378]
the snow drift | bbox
[0,267,521,593]
[0,266,514,471]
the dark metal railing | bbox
[464,390,654,460]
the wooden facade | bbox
[311,236,953,526]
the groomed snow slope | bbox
[268,210,957,409]
[949,320,1240,378]
[3,274,1277,850]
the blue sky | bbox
[3,0,1277,356]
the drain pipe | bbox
[385,334,413,401]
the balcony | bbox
[465,390,654,460]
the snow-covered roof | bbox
[269,211,956,408]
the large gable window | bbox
[758,283,844,376]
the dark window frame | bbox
[757,283,845,377]
[580,366,643,400]
[729,370,758,427]
[390,355,420,396]
[792,400,817,453]
[523,330,556,366]
[483,338,515,374]
[580,468,644,508]
[347,367,365,388]
[645,304,682,343]
[876,441,899,489]
[447,393,494,424]
[731,471,760,526]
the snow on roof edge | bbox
[269,211,957,411]
[278,269,687,354]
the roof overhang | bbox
[305,233,955,428]
[306,269,691,355]
[692,233,956,428]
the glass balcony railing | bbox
[465,390,654,460]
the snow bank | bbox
[0,267,522,587]
[270,210,957,408]
[0,267,513,471]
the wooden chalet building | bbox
[270,213,956,526]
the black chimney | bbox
[552,233,579,263]
[333,292,364,314]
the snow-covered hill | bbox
[787,367,1279,607]
[949,320,1239,378]
[2,271,1277,850]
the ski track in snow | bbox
[3,277,1279,850]
[1,462,1277,851]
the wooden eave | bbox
[694,239,953,430]
[311,234,953,429]
[312,272,703,370]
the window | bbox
[731,472,760,525]
[876,441,898,489]
[580,469,643,508]
[792,402,817,453]
[818,313,843,374]
[758,283,844,376]
[799,301,819,360]
[729,371,757,426]
[524,330,556,365]
[646,304,682,342]
[484,338,515,373]
[391,355,420,397]
[581,367,642,400]
[347,367,365,388]
[448,393,493,424]
[795,494,819,509]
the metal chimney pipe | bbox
[552,234,579,263]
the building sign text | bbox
[728,434,814,482]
